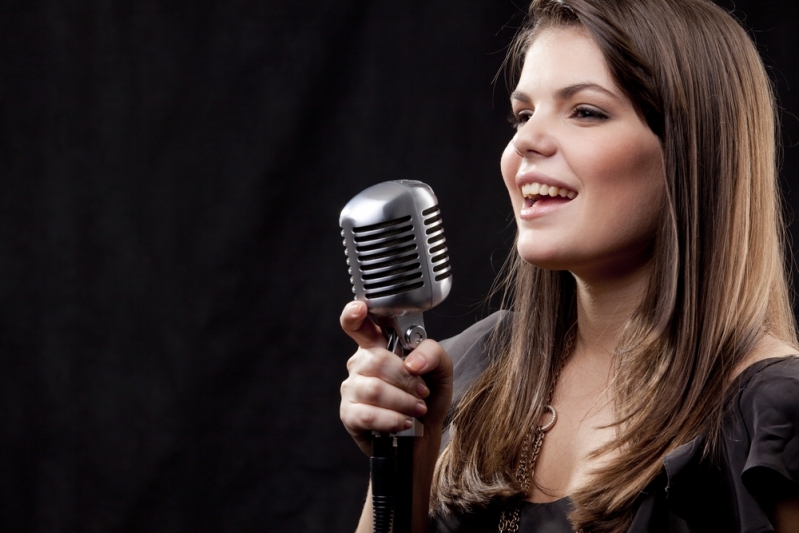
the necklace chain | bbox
[498,340,571,533]
[497,405,556,533]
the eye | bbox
[508,109,533,129]
[571,105,609,121]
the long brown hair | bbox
[431,1,797,531]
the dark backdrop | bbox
[1,1,797,532]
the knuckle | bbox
[358,405,378,429]
[342,402,367,430]
[347,403,406,434]
[408,376,423,396]
[362,349,398,380]
[350,348,375,370]
[405,393,422,413]
[368,348,393,369]
[339,378,352,397]
[362,348,382,369]
[397,374,415,396]
[340,402,356,428]
[360,348,377,366]
[362,377,384,403]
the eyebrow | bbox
[510,83,621,104]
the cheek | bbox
[578,135,665,234]
[576,132,663,199]
[501,142,520,194]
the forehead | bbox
[517,27,616,92]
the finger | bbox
[401,340,453,426]
[346,347,429,398]
[341,402,418,435]
[339,301,385,349]
[341,375,428,418]
[403,339,453,381]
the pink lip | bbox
[520,196,572,219]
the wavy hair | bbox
[431,1,796,531]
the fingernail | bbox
[405,354,426,373]
[417,382,430,398]
[415,401,427,416]
[403,418,413,429]
[347,301,360,316]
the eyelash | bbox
[507,111,530,129]
[508,106,609,128]
[571,106,609,120]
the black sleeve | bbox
[437,310,510,451]
[439,310,509,410]
[738,357,799,508]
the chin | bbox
[515,241,569,271]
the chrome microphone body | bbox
[340,179,452,358]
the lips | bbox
[515,178,578,218]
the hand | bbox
[339,300,454,457]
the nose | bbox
[511,112,556,159]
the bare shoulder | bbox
[733,334,799,378]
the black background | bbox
[1,1,797,532]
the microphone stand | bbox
[371,314,427,533]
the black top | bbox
[430,312,799,533]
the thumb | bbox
[339,300,385,349]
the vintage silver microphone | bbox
[340,180,452,533]
[340,179,452,355]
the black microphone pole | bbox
[378,319,427,533]
[362,314,427,533]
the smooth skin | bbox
[340,26,799,532]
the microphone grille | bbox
[349,214,424,300]
[340,180,453,314]
[421,205,452,282]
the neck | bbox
[570,263,652,367]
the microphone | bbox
[340,179,452,356]
[340,180,452,533]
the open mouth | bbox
[521,182,577,207]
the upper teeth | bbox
[521,182,576,199]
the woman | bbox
[340,0,799,531]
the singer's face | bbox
[501,27,664,280]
